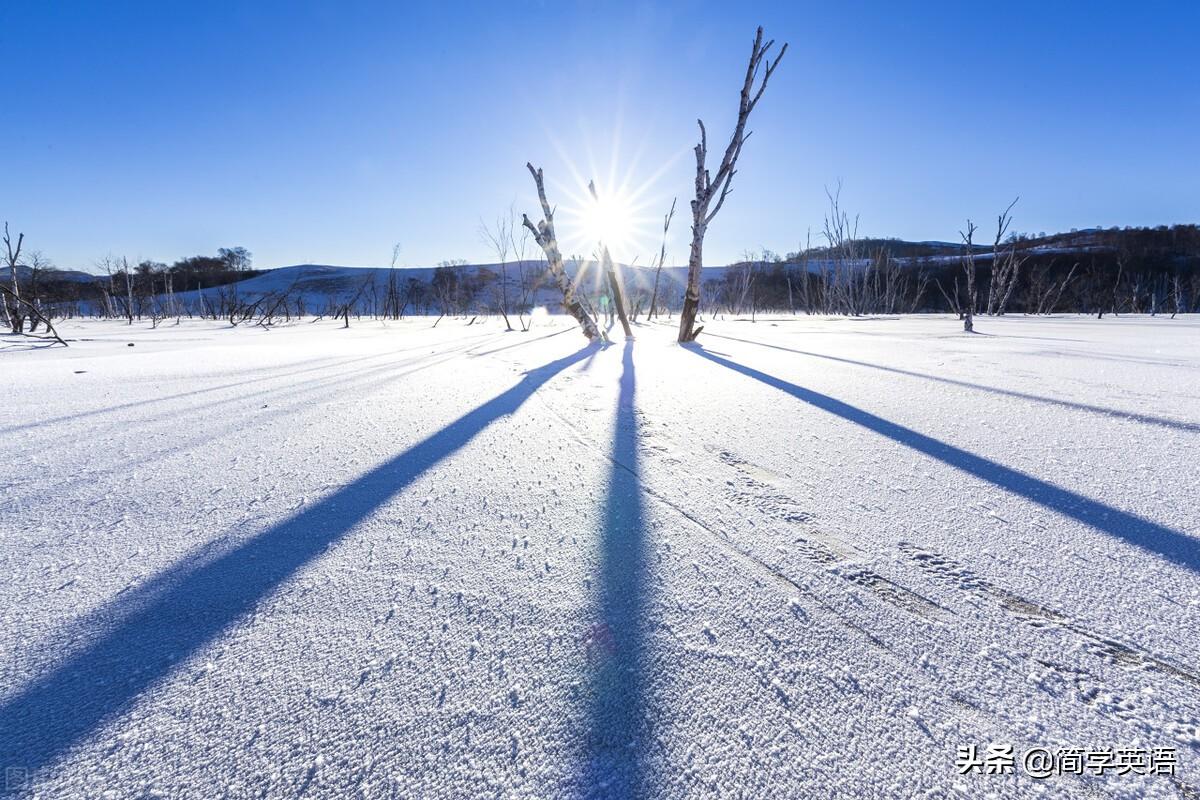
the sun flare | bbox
[580,191,637,254]
[546,128,685,266]
[556,177,664,265]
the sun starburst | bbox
[545,126,685,268]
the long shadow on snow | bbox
[0,326,513,438]
[0,329,504,437]
[581,341,648,798]
[687,346,1200,573]
[12,340,490,500]
[703,332,1200,434]
[0,346,593,780]
[467,327,574,357]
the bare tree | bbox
[336,273,375,328]
[431,260,463,323]
[909,265,932,313]
[121,257,136,324]
[677,26,787,342]
[648,198,677,319]
[480,210,516,331]
[3,222,25,334]
[1035,262,1078,315]
[382,243,404,320]
[822,184,863,315]
[934,276,963,318]
[95,255,130,322]
[588,181,633,338]
[730,250,756,317]
[795,230,815,313]
[0,283,68,346]
[21,250,53,331]
[984,198,1023,316]
[1,224,66,345]
[1112,252,1126,317]
[521,163,601,341]
[509,222,536,331]
[960,221,978,332]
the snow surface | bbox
[1,313,1198,798]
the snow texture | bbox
[1,313,1198,798]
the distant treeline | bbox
[8,226,1199,328]
[703,224,1199,318]
[13,246,258,320]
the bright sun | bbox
[545,130,686,264]
[581,192,636,254]
[558,178,660,264]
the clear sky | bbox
[4,0,1197,271]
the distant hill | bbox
[789,225,1200,264]
[166,260,711,316]
[13,265,97,284]
[22,224,1197,317]
[161,225,1199,316]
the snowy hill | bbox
[169,261,708,315]
[13,265,97,284]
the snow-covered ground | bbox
[1,313,1198,798]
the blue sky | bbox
[4,0,1197,270]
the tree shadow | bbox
[0,346,593,780]
[0,337,64,353]
[581,340,648,798]
[31,342,482,501]
[467,326,573,357]
[704,332,1200,434]
[9,334,495,455]
[0,330,503,437]
[687,346,1200,573]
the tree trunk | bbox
[996,259,1020,315]
[677,27,786,342]
[601,245,633,338]
[960,221,977,333]
[522,163,601,341]
[649,266,663,318]
[500,262,513,331]
[678,215,706,341]
[647,198,675,319]
[4,224,24,334]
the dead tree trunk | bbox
[480,213,516,331]
[648,198,676,319]
[934,277,962,317]
[600,245,633,337]
[1040,263,1078,315]
[0,286,67,346]
[120,257,135,324]
[1111,257,1125,317]
[677,26,787,343]
[995,252,1022,316]
[588,181,633,338]
[985,198,1019,316]
[4,223,25,334]
[960,221,978,333]
[521,163,601,341]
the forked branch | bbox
[678,26,787,342]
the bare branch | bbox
[677,25,787,342]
